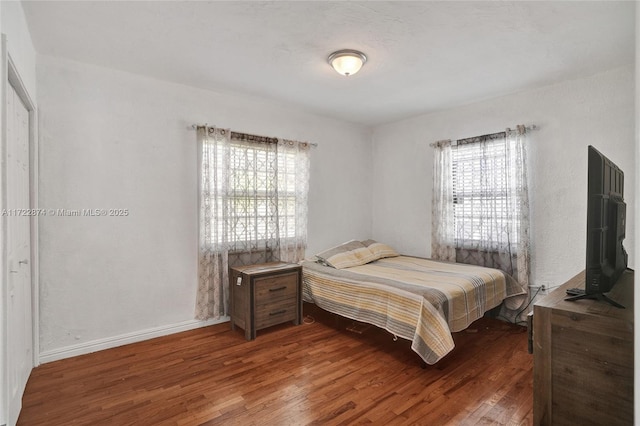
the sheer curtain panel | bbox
[431,139,456,262]
[452,127,530,291]
[276,139,311,263]
[507,126,531,294]
[196,127,231,320]
[431,126,531,319]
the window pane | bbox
[208,142,298,245]
[452,138,519,247]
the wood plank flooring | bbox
[18,304,533,425]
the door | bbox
[6,80,33,425]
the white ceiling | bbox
[22,1,635,125]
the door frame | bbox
[7,48,40,370]
[1,34,40,424]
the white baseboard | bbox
[39,316,230,364]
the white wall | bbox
[36,55,372,357]
[1,0,36,99]
[371,66,635,291]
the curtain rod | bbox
[457,124,538,146]
[190,124,318,147]
[429,124,538,148]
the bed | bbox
[302,241,527,364]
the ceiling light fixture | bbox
[327,49,367,76]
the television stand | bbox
[564,289,625,308]
[532,269,633,425]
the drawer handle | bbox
[269,286,287,292]
[269,310,286,316]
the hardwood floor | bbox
[19,304,533,425]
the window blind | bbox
[452,135,520,247]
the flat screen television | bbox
[565,145,628,307]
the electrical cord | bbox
[515,286,542,320]
[496,286,542,325]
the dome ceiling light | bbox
[327,49,367,76]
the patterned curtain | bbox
[225,133,280,266]
[276,139,311,263]
[431,139,456,262]
[431,126,531,320]
[453,126,530,297]
[195,127,311,320]
[508,126,531,299]
[502,125,530,316]
[196,126,231,320]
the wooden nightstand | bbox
[229,262,302,340]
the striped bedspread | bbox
[302,256,526,364]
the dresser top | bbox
[534,269,633,322]
[231,262,301,275]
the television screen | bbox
[566,145,628,307]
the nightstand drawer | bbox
[255,300,297,329]
[255,272,298,303]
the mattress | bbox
[302,255,526,364]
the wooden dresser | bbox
[532,269,634,425]
[229,262,302,340]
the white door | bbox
[6,81,33,425]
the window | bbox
[197,126,310,320]
[201,133,309,251]
[451,133,520,249]
[224,142,297,245]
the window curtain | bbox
[196,126,231,320]
[506,126,530,314]
[225,133,280,266]
[454,127,530,316]
[431,126,531,319]
[501,126,530,316]
[431,139,456,262]
[506,126,530,295]
[276,139,311,263]
[195,127,311,320]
